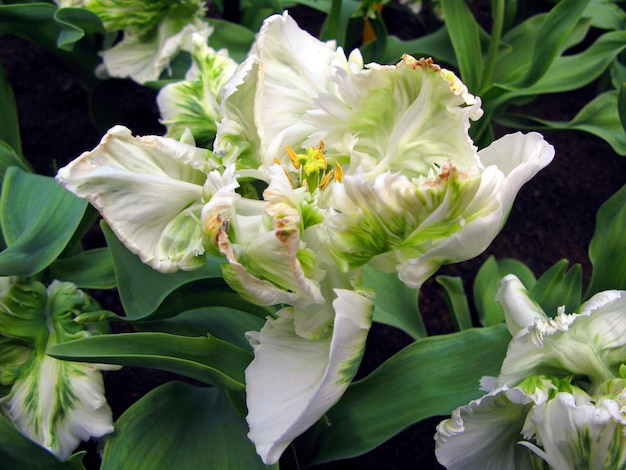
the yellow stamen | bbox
[319,169,334,191]
[334,162,343,183]
[285,146,301,169]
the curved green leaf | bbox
[303,324,511,464]
[496,30,626,100]
[149,279,273,321]
[206,18,255,63]
[440,0,483,92]
[0,167,86,276]
[473,256,536,327]
[363,265,426,340]
[54,7,103,51]
[529,259,582,316]
[493,13,591,86]
[101,382,274,470]
[619,83,626,134]
[436,275,472,331]
[0,414,84,470]
[585,183,626,298]
[135,306,266,351]
[583,0,626,30]
[516,0,591,87]
[47,332,252,391]
[104,221,272,320]
[0,62,23,157]
[48,248,116,289]
[495,91,626,156]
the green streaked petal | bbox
[157,34,238,148]
[523,391,626,469]
[57,126,217,273]
[304,55,482,178]
[3,355,114,459]
[215,166,325,309]
[397,132,554,288]
[215,12,358,169]
[245,289,373,465]
[0,279,114,460]
[214,56,263,169]
[326,165,501,275]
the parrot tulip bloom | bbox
[215,12,554,288]
[0,279,116,459]
[56,11,555,466]
[435,276,626,469]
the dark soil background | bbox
[1,1,625,469]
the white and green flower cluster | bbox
[56,12,554,465]
[55,0,211,83]
[435,275,626,470]
[0,277,116,459]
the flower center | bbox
[285,142,343,191]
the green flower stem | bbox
[480,0,505,95]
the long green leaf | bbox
[148,279,272,321]
[0,141,31,195]
[492,13,591,86]
[303,324,511,464]
[529,259,582,316]
[495,91,626,156]
[0,414,84,470]
[496,30,626,100]
[436,275,472,331]
[0,61,22,157]
[205,18,255,63]
[363,265,426,339]
[48,247,116,289]
[135,306,266,351]
[101,382,274,470]
[473,256,536,327]
[618,83,626,134]
[517,0,591,87]
[0,167,86,276]
[47,332,252,391]
[585,183,626,298]
[583,0,626,30]
[440,0,483,92]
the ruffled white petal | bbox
[56,125,216,272]
[251,12,346,166]
[305,56,481,178]
[435,385,538,470]
[245,289,373,465]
